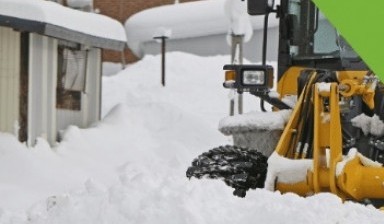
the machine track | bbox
[186,145,268,197]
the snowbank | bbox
[0,52,383,223]
[124,0,278,57]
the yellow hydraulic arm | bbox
[273,69,384,201]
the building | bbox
[125,0,279,63]
[0,0,126,146]
[95,0,279,64]
[94,0,198,63]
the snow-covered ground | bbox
[0,52,383,223]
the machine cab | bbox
[276,0,368,78]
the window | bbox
[287,0,358,60]
[56,44,88,111]
[288,0,338,58]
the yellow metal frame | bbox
[273,68,384,202]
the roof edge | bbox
[0,14,126,51]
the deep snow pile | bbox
[0,52,383,223]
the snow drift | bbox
[0,52,383,223]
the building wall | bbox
[28,35,102,145]
[143,27,280,63]
[94,0,199,63]
[28,33,58,146]
[0,27,20,135]
[56,48,102,136]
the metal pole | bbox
[230,34,244,115]
[260,13,270,112]
[238,35,243,115]
[161,36,166,86]
[230,34,236,116]
[154,36,168,86]
[120,50,126,69]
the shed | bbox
[0,0,127,146]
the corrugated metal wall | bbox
[0,29,102,146]
[0,27,20,135]
[56,48,101,134]
[28,33,58,146]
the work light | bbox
[223,64,274,93]
[242,70,265,85]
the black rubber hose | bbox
[260,99,267,112]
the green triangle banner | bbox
[312,0,384,81]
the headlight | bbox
[242,70,265,85]
[223,64,274,92]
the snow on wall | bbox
[124,0,279,57]
[218,109,291,135]
[0,0,126,43]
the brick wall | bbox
[94,0,199,63]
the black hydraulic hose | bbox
[293,72,318,158]
[304,109,314,158]
[296,85,313,157]
[301,75,328,158]
[260,12,270,112]
[262,13,269,66]
[301,83,316,152]
[260,99,267,112]
[253,92,292,110]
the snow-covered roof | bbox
[125,0,279,57]
[0,0,127,51]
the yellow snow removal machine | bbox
[187,0,384,206]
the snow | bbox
[351,114,384,137]
[358,153,382,168]
[0,52,383,222]
[0,0,126,43]
[124,0,278,57]
[265,152,313,191]
[281,94,297,108]
[336,148,382,176]
[218,109,292,135]
[224,0,253,42]
[336,148,358,176]
[317,82,332,92]
[152,27,172,39]
[102,62,124,77]
[268,90,280,98]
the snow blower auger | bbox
[187,0,384,206]
[186,145,268,197]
